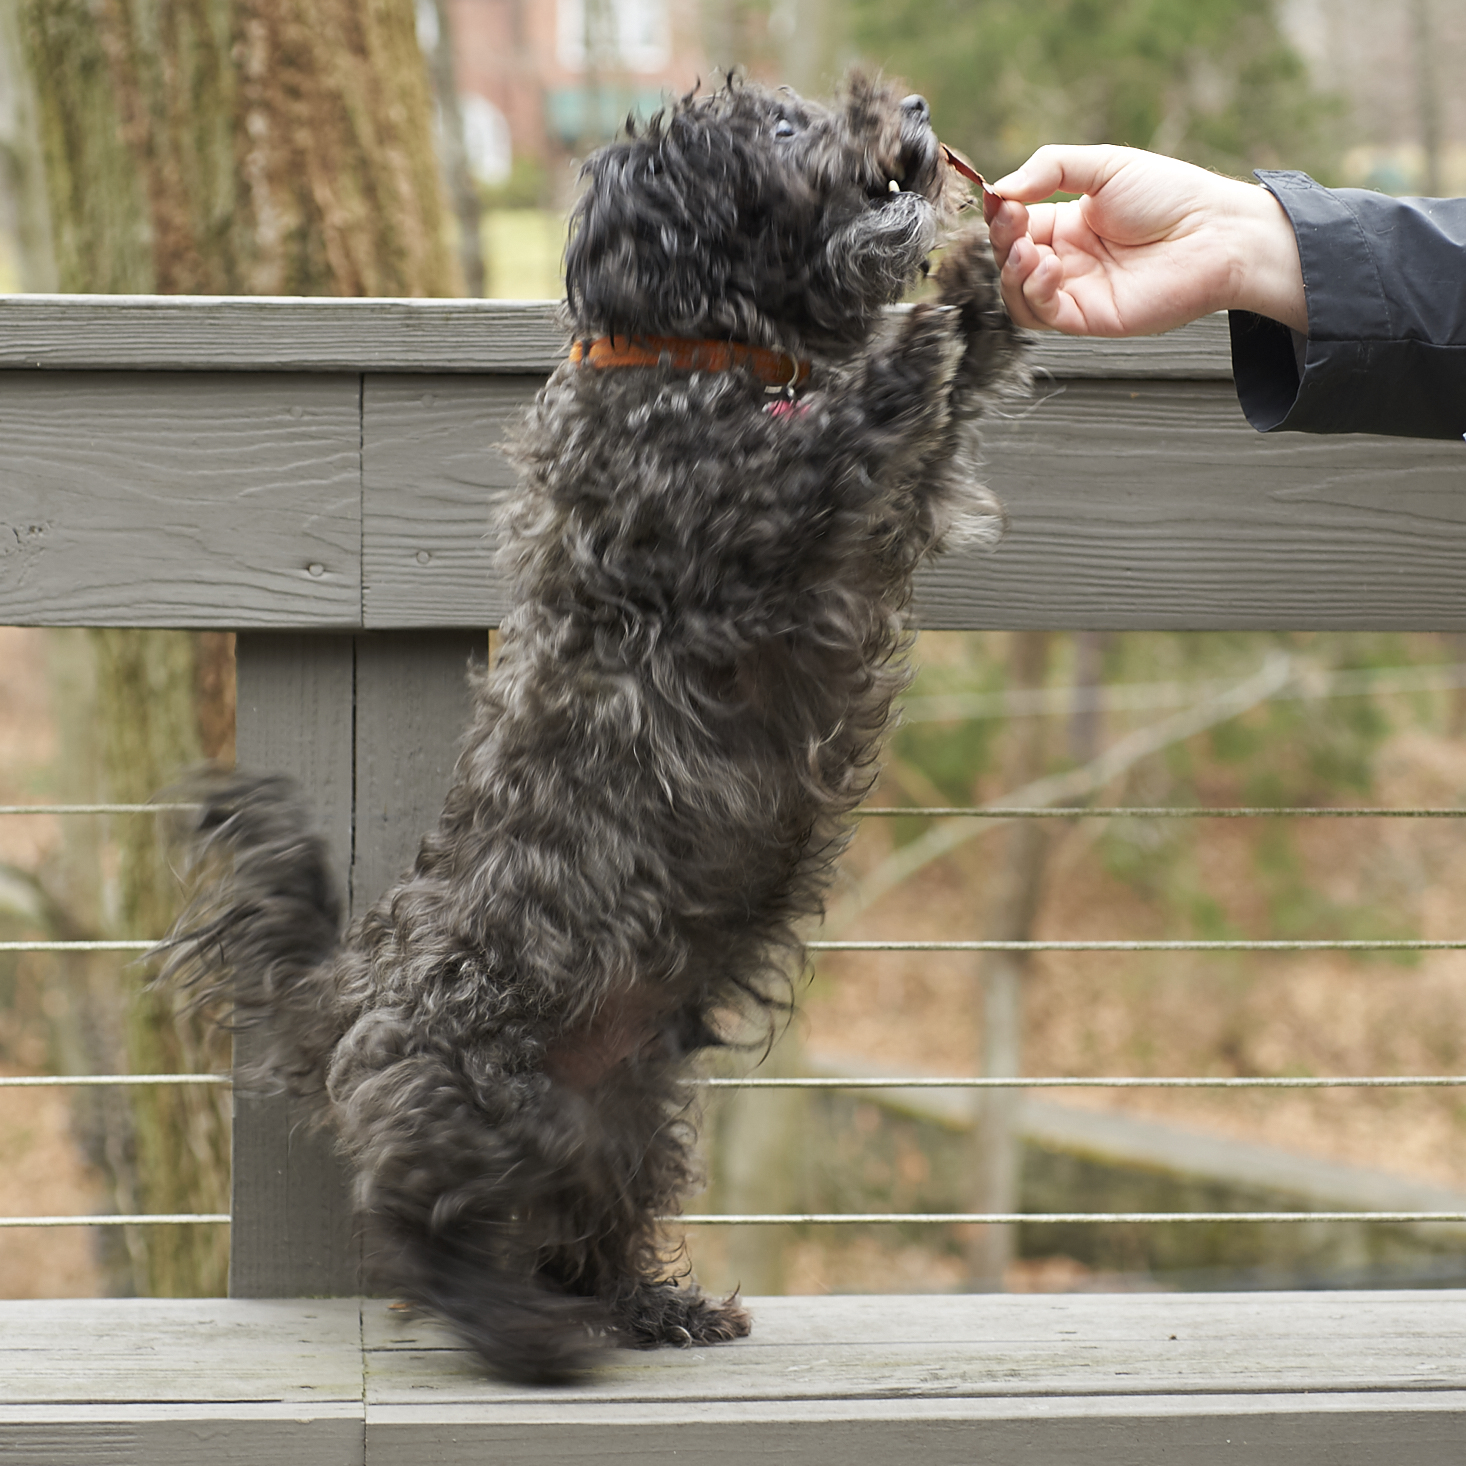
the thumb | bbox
[992,143,1130,202]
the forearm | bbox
[1222,182,1306,332]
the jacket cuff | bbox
[1230,171,1466,438]
[1229,170,1388,435]
[1228,310,1300,432]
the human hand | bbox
[981,145,1306,336]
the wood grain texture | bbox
[0,295,568,373]
[365,1292,1466,1461]
[355,377,1466,632]
[0,1298,363,1403]
[232,635,359,1297]
[0,296,1228,378]
[362,378,537,627]
[350,631,484,910]
[0,1410,364,1466]
[0,372,361,628]
[918,379,1466,630]
[1024,312,1232,380]
[363,1401,1466,1466]
[0,1299,364,1466]
[7,327,1456,633]
[361,1292,1466,1403]
[3,1294,1464,1464]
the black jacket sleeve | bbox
[1228,170,1466,440]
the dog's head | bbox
[564,75,962,358]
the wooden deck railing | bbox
[2,295,1465,1463]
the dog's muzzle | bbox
[895,94,941,196]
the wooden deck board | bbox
[0,1297,364,1402]
[4,1293,1464,1463]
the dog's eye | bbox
[773,119,795,139]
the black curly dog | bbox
[162,75,1023,1382]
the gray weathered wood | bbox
[0,372,361,628]
[359,1398,1466,1466]
[0,1297,364,1402]
[361,1291,1466,1402]
[0,294,568,373]
[350,631,484,908]
[362,378,536,628]
[1024,310,1232,380]
[0,1410,363,1466]
[0,1298,364,1466]
[923,379,1466,630]
[4,1294,1463,1464]
[0,295,1230,378]
[229,632,481,1297]
[361,1291,1466,1463]
[356,376,1466,632]
[232,634,359,1298]
[2,314,1458,633]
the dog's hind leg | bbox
[337,1040,611,1382]
[580,1110,751,1350]
[608,1277,751,1348]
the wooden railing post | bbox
[231,629,482,1296]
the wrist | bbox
[1225,183,1307,333]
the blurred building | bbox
[446,0,707,198]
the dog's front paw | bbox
[934,226,1023,392]
[934,225,1002,314]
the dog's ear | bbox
[565,108,743,340]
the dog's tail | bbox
[156,770,348,1095]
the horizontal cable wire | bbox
[809,939,1466,952]
[11,1209,1464,1228]
[5,1074,1462,1091]
[11,1211,1466,1228]
[859,806,1466,818]
[0,803,196,816]
[0,940,157,952]
[0,1074,229,1088]
[12,937,1466,955]
[22,938,1466,949]
[901,660,1466,723]
[677,1211,1466,1226]
[697,1075,1466,1090]
[0,1214,230,1228]
[14,928,1466,959]
[7,803,1462,820]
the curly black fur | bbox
[161,74,1023,1383]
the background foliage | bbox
[847,0,1343,180]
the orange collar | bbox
[569,334,811,391]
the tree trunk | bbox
[21,0,458,297]
[15,0,456,1295]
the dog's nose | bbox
[900,95,930,124]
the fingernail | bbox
[991,169,1025,196]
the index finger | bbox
[992,144,1130,204]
